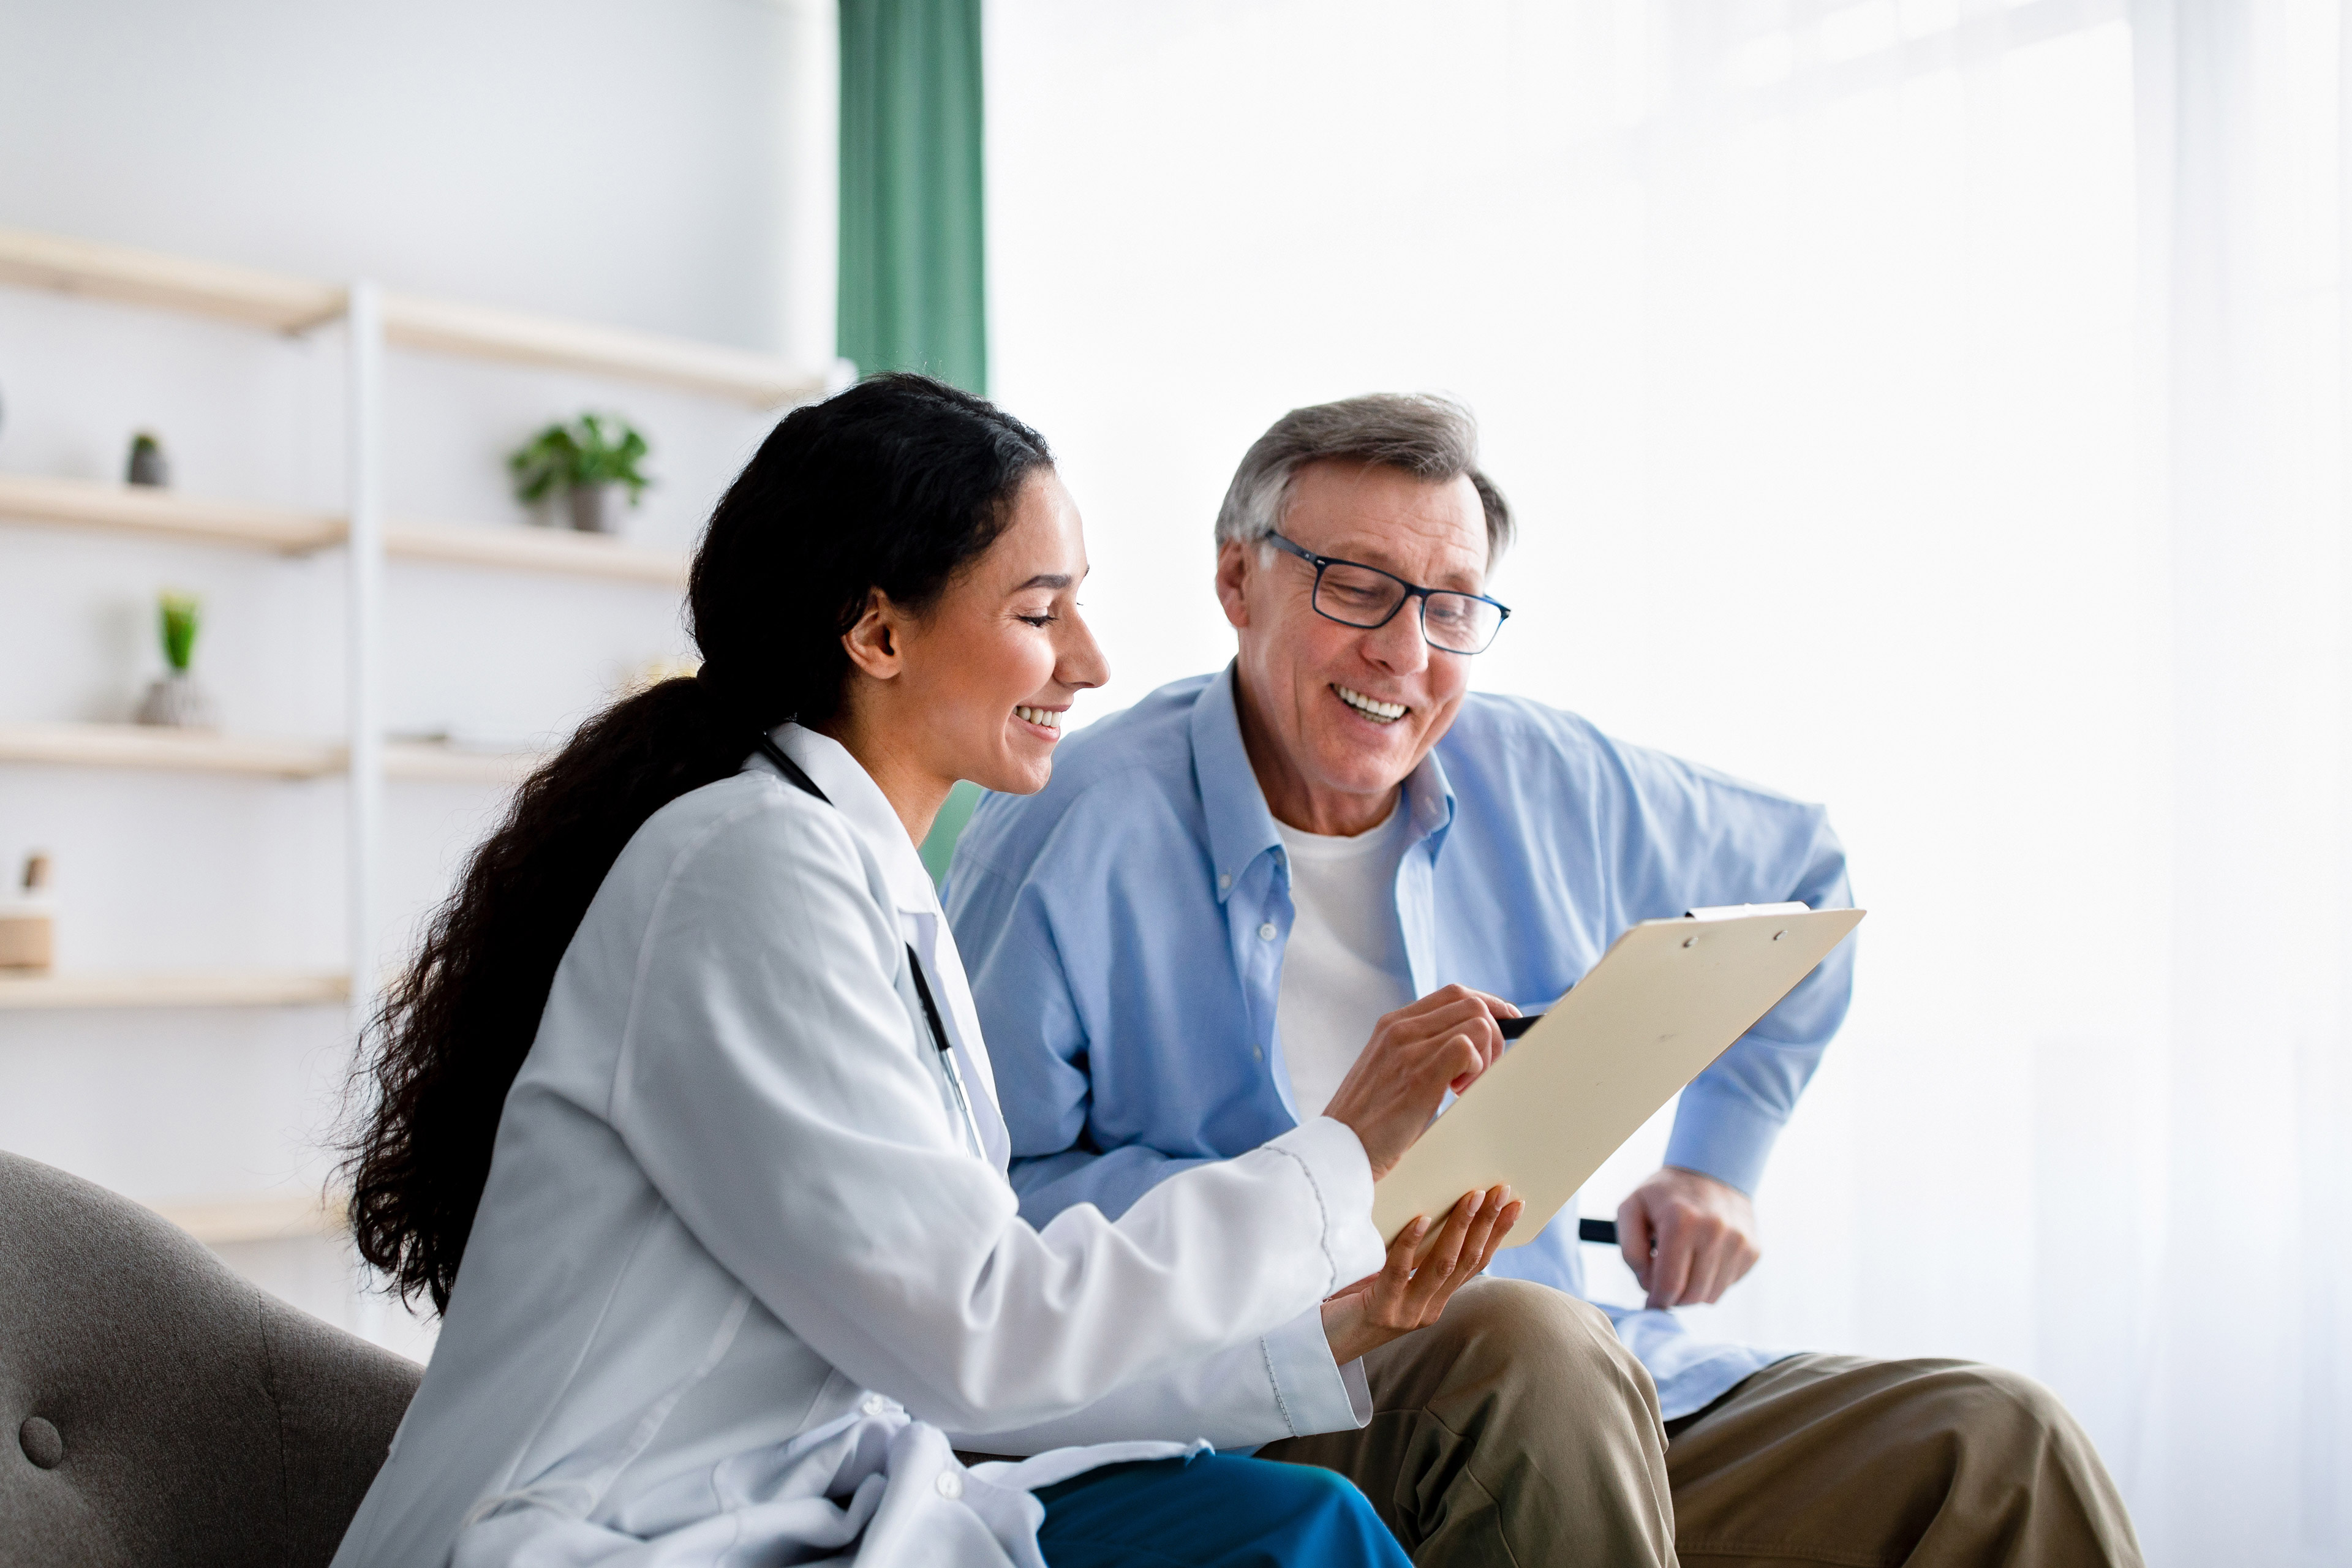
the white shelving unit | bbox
[0,223,823,1232]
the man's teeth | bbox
[1015,706,1061,730]
[1335,685,1408,723]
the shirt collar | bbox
[768,723,941,918]
[1189,662,1458,903]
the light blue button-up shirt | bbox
[945,666,1856,1419]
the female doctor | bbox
[331,374,1523,1568]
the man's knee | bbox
[1914,1362,2103,1469]
[1397,1279,1659,1423]
[1890,1360,2079,1446]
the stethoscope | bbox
[752,734,988,1161]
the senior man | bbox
[945,394,2138,1567]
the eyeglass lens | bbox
[1314,560,1502,653]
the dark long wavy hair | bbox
[341,374,1053,1312]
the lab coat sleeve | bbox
[606,794,1387,1434]
[947,1303,1372,1453]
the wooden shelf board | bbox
[148,1189,349,1246]
[0,227,824,404]
[385,518,688,586]
[0,225,346,333]
[386,740,545,785]
[0,471,690,584]
[381,291,823,408]
[0,970,350,1010]
[0,722,544,784]
[0,471,342,554]
[0,720,336,777]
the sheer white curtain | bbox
[986,2,2351,1558]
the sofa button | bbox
[19,1417,62,1469]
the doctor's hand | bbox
[1617,1166,1760,1309]
[1322,1185,1523,1365]
[1322,986,1518,1180]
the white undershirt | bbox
[1272,803,1417,1118]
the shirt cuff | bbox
[1265,1116,1384,1290]
[1259,1303,1374,1438]
[1661,1079,1787,1196]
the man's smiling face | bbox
[1215,459,1490,836]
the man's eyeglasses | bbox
[1264,532,1512,655]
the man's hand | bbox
[1322,986,1517,1178]
[1616,1166,1760,1308]
[1322,1185,1523,1365]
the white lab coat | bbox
[329,725,1385,1568]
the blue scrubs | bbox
[1036,1454,1409,1568]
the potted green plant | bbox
[135,590,217,728]
[508,413,650,534]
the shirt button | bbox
[861,1394,889,1417]
[1218,872,1232,891]
[1253,1044,1265,1061]
[936,1469,965,1499]
[1257,922,1277,941]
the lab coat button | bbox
[1257,922,1276,940]
[861,1394,889,1417]
[935,1469,965,1499]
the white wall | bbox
[0,0,832,1357]
[986,4,2351,1559]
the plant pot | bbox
[568,482,624,535]
[126,434,169,487]
[135,671,218,729]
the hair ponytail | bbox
[343,374,1051,1311]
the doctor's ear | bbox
[840,590,909,680]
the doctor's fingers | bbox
[1472,1199,1525,1278]
[1406,1186,1515,1320]
[1379,990,1511,1068]
[1385,1191,1487,1325]
[1425,1186,1516,1295]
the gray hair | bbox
[1212,393,1514,565]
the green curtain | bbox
[837,0,988,393]
[918,778,984,888]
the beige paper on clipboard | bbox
[1373,903,1866,1254]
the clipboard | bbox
[1371,902,1866,1256]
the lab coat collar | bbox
[1189,662,1458,903]
[766,725,941,918]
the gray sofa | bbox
[0,1150,421,1566]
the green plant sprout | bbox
[158,592,200,673]
[508,413,651,505]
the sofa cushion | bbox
[0,1150,421,1567]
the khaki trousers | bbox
[1256,1280,2144,1568]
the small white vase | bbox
[136,671,218,729]
[568,482,624,535]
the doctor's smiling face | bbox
[834,467,1107,822]
[1216,460,1488,839]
